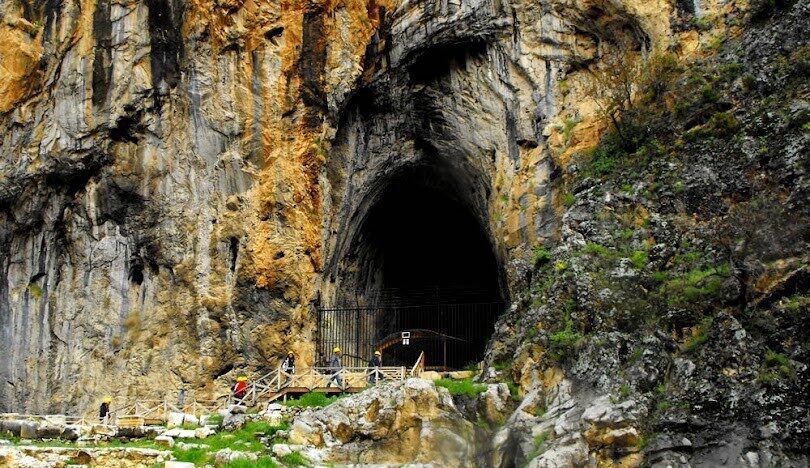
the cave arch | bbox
[320,159,507,370]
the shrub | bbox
[681,316,713,354]
[435,378,487,397]
[549,327,583,361]
[280,451,309,467]
[584,242,612,257]
[225,457,279,468]
[284,392,342,408]
[533,246,552,265]
[563,192,576,207]
[759,348,796,383]
[630,250,649,270]
[553,261,568,273]
[707,111,739,136]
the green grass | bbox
[532,245,552,264]
[563,192,576,207]
[681,317,713,354]
[224,457,279,468]
[206,414,224,427]
[661,264,729,305]
[584,242,612,257]
[549,326,583,361]
[630,250,648,270]
[758,349,796,383]
[174,447,209,464]
[284,392,343,408]
[528,430,551,460]
[280,451,309,466]
[435,378,487,397]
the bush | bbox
[533,246,552,264]
[435,378,487,397]
[584,242,612,257]
[706,111,739,136]
[630,250,649,270]
[549,327,583,361]
[681,316,713,354]
[284,392,342,408]
[280,451,309,467]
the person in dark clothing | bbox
[99,396,112,423]
[282,351,296,375]
[326,347,343,388]
[368,350,383,385]
[282,351,296,384]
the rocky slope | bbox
[0,0,807,465]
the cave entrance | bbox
[319,164,505,370]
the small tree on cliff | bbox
[585,43,680,154]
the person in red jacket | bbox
[233,375,248,400]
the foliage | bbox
[584,242,611,257]
[532,245,552,265]
[528,430,551,459]
[758,349,796,383]
[630,250,648,270]
[284,392,342,408]
[224,457,279,468]
[506,380,521,402]
[435,378,487,397]
[280,451,310,467]
[563,192,576,207]
[681,317,713,354]
[173,447,209,465]
[660,264,729,305]
[549,324,583,361]
[206,413,224,427]
[28,283,43,299]
[553,261,568,273]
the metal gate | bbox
[316,302,504,370]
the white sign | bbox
[403,338,410,345]
[402,331,410,345]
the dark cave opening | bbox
[332,164,505,369]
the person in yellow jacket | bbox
[99,396,112,424]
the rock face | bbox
[0,0,697,412]
[289,378,478,466]
[0,0,807,466]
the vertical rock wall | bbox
[0,0,743,414]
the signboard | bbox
[402,331,410,345]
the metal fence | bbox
[317,302,504,370]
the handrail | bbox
[411,351,426,376]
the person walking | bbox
[233,375,248,400]
[326,347,343,388]
[368,350,383,385]
[99,396,112,424]
[282,351,296,384]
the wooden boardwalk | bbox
[111,352,425,424]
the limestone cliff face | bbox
[0,0,755,415]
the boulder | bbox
[166,412,185,428]
[61,425,84,441]
[194,427,215,439]
[182,414,199,427]
[0,419,22,436]
[214,448,258,464]
[166,462,195,468]
[90,424,116,437]
[477,383,512,425]
[36,421,65,439]
[419,371,442,382]
[222,413,247,431]
[289,378,476,467]
[19,421,38,439]
[155,435,174,447]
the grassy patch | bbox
[630,250,648,270]
[280,451,309,467]
[681,317,713,354]
[528,430,551,460]
[435,378,487,397]
[549,325,583,362]
[284,392,343,408]
[758,349,796,384]
[661,264,729,305]
[224,457,279,468]
[563,192,576,207]
[532,245,552,265]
